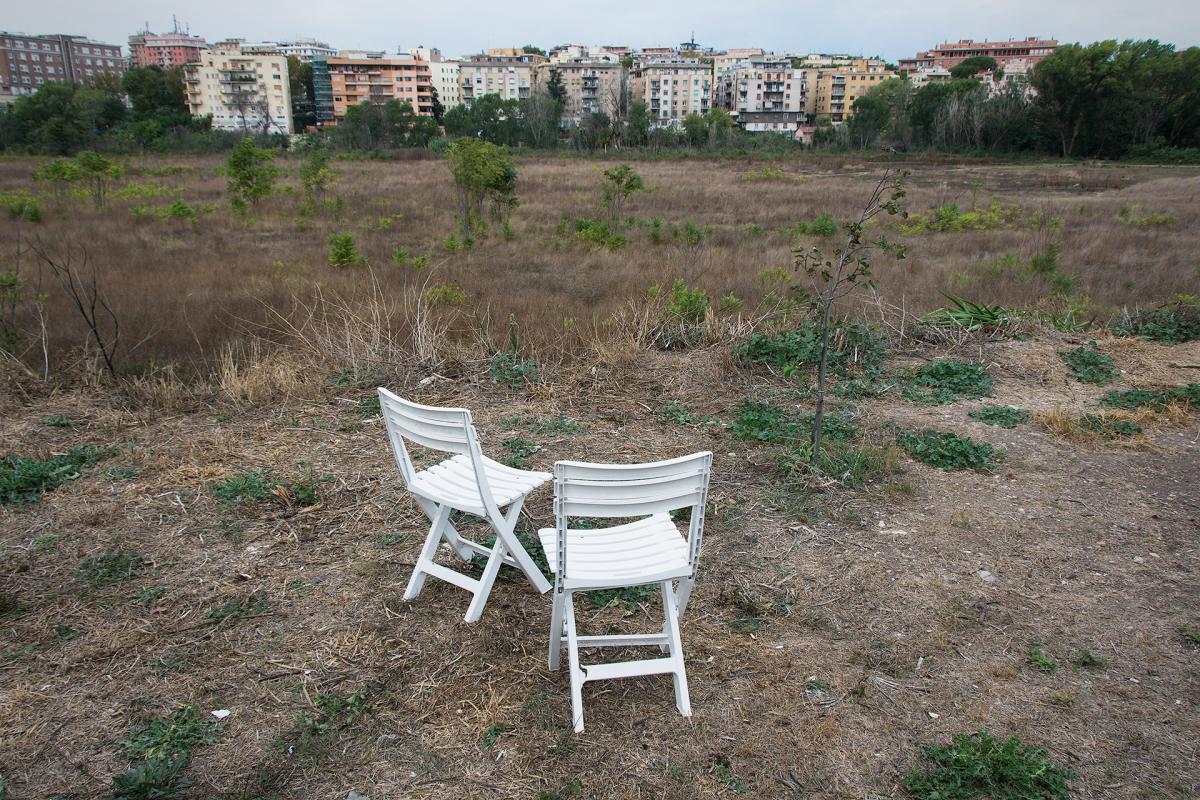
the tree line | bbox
[1,39,1196,160]
[835,40,1200,160]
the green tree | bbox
[443,94,524,146]
[224,137,279,212]
[430,85,445,123]
[299,141,334,206]
[33,158,81,204]
[1031,41,1121,157]
[681,113,708,147]
[625,100,651,146]
[11,82,89,154]
[123,66,167,115]
[845,95,891,149]
[446,137,517,238]
[547,69,566,105]
[908,79,982,147]
[599,164,647,223]
[72,151,123,208]
[704,109,735,147]
[522,45,547,57]
[950,56,999,79]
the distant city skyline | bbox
[8,0,1199,61]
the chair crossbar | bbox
[582,657,678,682]
[574,633,670,648]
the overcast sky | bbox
[10,0,1199,60]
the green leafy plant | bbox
[1100,384,1199,410]
[969,405,1030,428]
[211,470,276,505]
[729,400,796,443]
[574,217,627,250]
[499,437,538,469]
[666,278,708,324]
[425,283,466,306]
[1117,204,1176,226]
[903,360,993,405]
[1026,644,1059,673]
[1110,300,1200,344]
[42,415,72,428]
[490,352,538,388]
[1072,650,1107,670]
[77,549,145,587]
[111,753,191,800]
[656,400,717,427]
[207,593,268,625]
[903,731,1072,800]
[1079,414,1142,438]
[923,294,1018,333]
[1,445,115,504]
[121,706,224,762]
[898,430,1003,471]
[790,213,839,237]
[447,137,517,239]
[328,232,363,268]
[586,584,654,610]
[1060,342,1116,385]
[223,137,280,213]
[599,164,647,223]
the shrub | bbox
[903,731,1073,800]
[1,189,42,222]
[574,218,626,250]
[899,202,1033,234]
[328,232,362,268]
[223,137,279,212]
[599,164,647,223]
[969,405,1030,428]
[681,221,711,246]
[424,283,466,306]
[898,430,1003,471]
[158,199,196,223]
[1117,204,1176,226]
[903,360,993,405]
[666,278,707,324]
[791,213,838,237]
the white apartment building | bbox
[717,56,807,114]
[548,43,619,64]
[183,41,293,134]
[273,38,336,62]
[633,58,712,128]
[458,51,547,106]
[409,47,461,108]
[711,48,764,82]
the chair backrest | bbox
[378,388,479,487]
[553,451,713,582]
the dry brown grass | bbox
[1,155,1198,379]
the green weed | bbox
[1,445,115,504]
[904,731,1072,800]
[898,430,1003,471]
[1080,414,1142,438]
[586,584,654,610]
[1026,644,1059,673]
[121,706,224,762]
[207,593,268,625]
[969,405,1030,429]
[1072,650,1107,670]
[211,470,276,505]
[902,360,993,405]
[77,549,145,587]
[424,282,465,306]
[1060,342,1117,385]
[1110,300,1200,344]
[1100,384,1199,410]
[500,437,538,469]
[656,400,717,427]
[42,415,72,428]
[490,352,539,388]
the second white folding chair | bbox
[378,388,552,623]
[538,451,713,732]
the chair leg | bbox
[489,500,551,594]
[403,504,451,601]
[548,589,565,671]
[661,581,692,717]
[463,536,508,624]
[416,498,473,561]
[564,591,586,733]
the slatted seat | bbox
[411,453,550,517]
[539,452,713,732]
[537,514,689,585]
[378,388,551,623]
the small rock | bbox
[348,792,370,800]
[878,521,886,528]
[928,711,940,719]
[978,569,996,584]
[1133,556,1145,564]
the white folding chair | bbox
[378,388,552,623]
[538,451,713,732]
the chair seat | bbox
[409,453,551,515]
[538,513,690,586]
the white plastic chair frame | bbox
[378,388,552,623]
[543,451,713,732]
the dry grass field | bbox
[0,153,1197,373]
[1,154,1199,800]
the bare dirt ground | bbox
[1,333,1198,799]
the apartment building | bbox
[458,50,547,106]
[409,47,460,109]
[548,44,619,64]
[631,58,711,128]
[899,37,1058,74]
[128,29,208,68]
[316,52,433,123]
[712,48,764,81]
[273,38,336,63]
[717,56,806,114]
[183,41,292,133]
[0,32,126,98]
[535,58,624,122]
[807,58,895,123]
